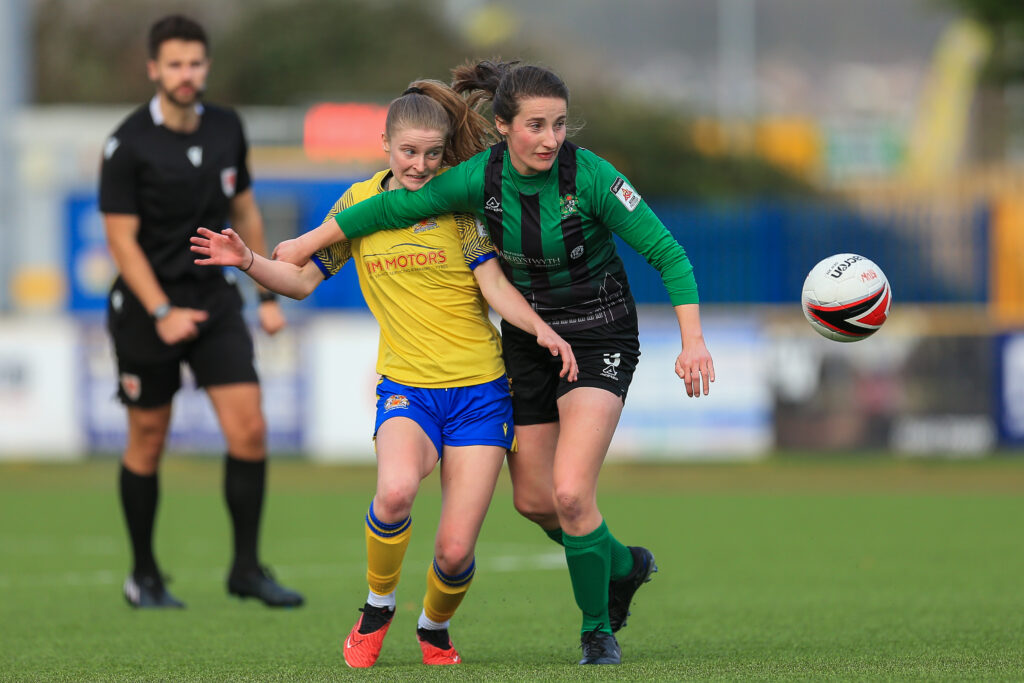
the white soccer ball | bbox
[801,253,892,342]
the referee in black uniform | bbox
[99,15,302,608]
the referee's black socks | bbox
[119,464,159,578]
[224,454,266,574]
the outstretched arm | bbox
[230,188,286,335]
[674,303,715,397]
[473,259,578,382]
[272,218,348,267]
[274,163,479,266]
[191,227,324,299]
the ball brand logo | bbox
[860,269,878,282]
[828,255,865,278]
[366,249,447,274]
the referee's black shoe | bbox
[608,546,658,632]
[123,573,185,609]
[227,565,304,607]
[579,627,621,665]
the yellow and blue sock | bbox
[421,557,475,627]
[364,500,411,599]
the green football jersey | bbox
[336,141,698,331]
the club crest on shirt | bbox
[559,193,579,219]
[221,167,237,197]
[384,394,409,411]
[609,177,640,212]
[412,217,438,233]
[120,373,142,401]
[473,217,487,238]
[187,145,203,167]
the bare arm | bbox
[473,259,578,381]
[191,227,324,299]
[104,213,207,344]
[272,218,348,266]
[673,303,715,397]
[229,189,286,334]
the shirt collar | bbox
[149,95,204,126]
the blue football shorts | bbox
[373,375,514,458]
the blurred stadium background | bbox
[1,0,1023,462]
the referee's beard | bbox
[161,83,206,109]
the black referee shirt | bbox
[99,96,252,283]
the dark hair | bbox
[385,79,495,167]
[451,59,570,124]
[148,15,208,60]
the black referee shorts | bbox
[500,313,640,426]
[106,276,258,408]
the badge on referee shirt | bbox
[221,167,237,197]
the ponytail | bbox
[385,79,494,166]
[452,59,569,124]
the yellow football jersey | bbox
[312,170,505,388]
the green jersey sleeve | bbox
[585,151,699,305]
[334,156,484,239]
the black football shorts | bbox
[500,312,640,425]
[107,276,257,407]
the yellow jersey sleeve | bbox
[454,213,498,270]
[311,190,355,278]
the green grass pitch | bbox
[2,456,1023,681]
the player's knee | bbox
[553,486,588,522]
[226,412,266,457]
[374,485,416,521]
[126,420,168,466]
[513,492,556,525]
[434,539,473,575]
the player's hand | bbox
[258,300,286,336]
[155,307,208,345]
[675,338,714,397]
[535,325,578,382]
[272,237,310,266]
[190,227,248,267]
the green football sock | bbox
[544,527,565,546]
[609,532,634,581]
[563,521,612,634]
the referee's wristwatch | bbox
[151,302,171,321]
[258,290,278,303]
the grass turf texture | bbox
[1,456,1023,681]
